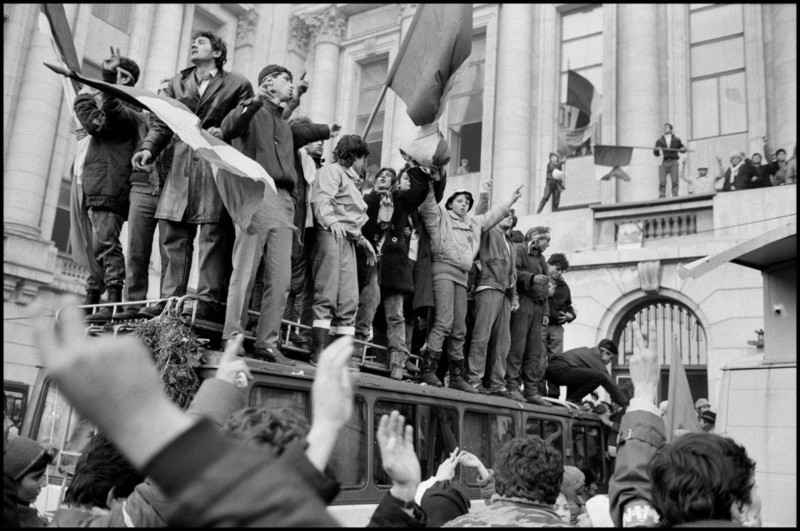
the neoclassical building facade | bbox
[4,2,796,424]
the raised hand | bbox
[510,185,524,204]
[377,410,421,501]
[102,46,121,72]
[215,333,252,388]
[630,321,660,404]
[434,447,461,481]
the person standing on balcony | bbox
[653,123,687,199]
[536,152,566,214]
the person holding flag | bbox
[653,123,687,199]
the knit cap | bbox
[525,227,550,241]
[4,436,54,481]
[585,495,614,527]
[258,64,292,86]
[561,465,585,494]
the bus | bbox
[20,301,612,526]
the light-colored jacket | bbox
[312,162,368,239]
[418,184,510,275]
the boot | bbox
[112,302,143,321]
[418,350,443,387]
[82,288,101,317]
[536,197,548,215]
[139,301,166,319]
[85,285,121,323]
[524,385,552,407]
[448,359,478,393]
[310,327,329,366]
[254,347,296,367]
[389,350,408,381]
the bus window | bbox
[572,424,603,484]
[526,418,543,438]
[462,412,515,486]
[328,397,367,488]
[3,381,28,433]
[374,401,416,487]
[417,405,459,480]
[543,420,563,454]
[250,385,310,419]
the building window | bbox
[355,56,389,185]
[612,299,708,403]
[559,5,603,158]
[447,31,485,176]
[91,4,132,32]
[689,4,747,139]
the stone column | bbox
[304,6,346,126]
[234,9,259,83]
[286,15,312,87]
[616,4,661,203]
[141,4,185,89]
[127,4,156,76]
[771,4,797,150]
[388,4,420,169]
[493,4,534,214]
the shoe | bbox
[85,285,122,323]
[309,327,329,366]
[489,388,512,399]
[184,300,222,324]
[418,349,443,387]
[524,390,552,407]
[254,347,296,366]
[112,306,143,321]
[404,358,420,374]
[448,359,478,393]
[507,388,525,402]
[139,302,166,319]
[475,385,492,395]
[221,338,246,356]
[389,350,407,381]
[82,288,101,317]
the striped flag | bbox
[567,70,602,123]
[665,335,699,442]
[558,70,603,156]
[389,4,473,126]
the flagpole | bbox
[361,4,426,139]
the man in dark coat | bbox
[133,31,253,322]
[74,50,142,322]
[545,339,630,407]
[653,123,687,198]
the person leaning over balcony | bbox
[653,123,687,199]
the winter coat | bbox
[515,242,550,315]
[472,191,517,300]
[411,176,447,310]
[140,67,254,223]
[312,162,368,238]
[548,277,576,323]
[362,167,429,295]
[418,183,510,287]
[74,93,144,217]
[290,124,330,242]
[653,134,686,161]
[443,496,572,527]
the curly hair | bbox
[192,30,227,70]
[494,436,564,504]
[648,432,756,526]
[333,135,369,168]
[225,407,310,454]
[63,433,143,510]
[547,252,569,271]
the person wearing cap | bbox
[691,165,715,195]
[698,410,716,433]
[132,31,254,323]
[416,169,522,391]
[545,339,631,408]
[4,436,56,526]
[214,63,303,366]
[694,397,711,417]
[505,226,553,406]
[74,48,143,323]
[536,152,566,214]
[653,123,687,198]
[715,150,755,192]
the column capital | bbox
[288,14,313,56]
[303,6,347,46]
[235,8,259,48]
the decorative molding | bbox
[235,8,259,48]
[637,260,662,294]
[303,6,347,46]
[287,14,313,56]
[4,278,43,305]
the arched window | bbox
[612,298,708,403]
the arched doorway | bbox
[611,298,708,403]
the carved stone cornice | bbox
[637,260,662,294]
[287,15,312,56]
[235,9,259,48]
[302,6,347,46]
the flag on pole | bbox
[567,70,602,122]
[44,63,289,234]
[558,70,603,156]
[594,145,634,182]
[388,4,473,126]
[665,334,699,442]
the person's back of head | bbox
[648,432,758,526]
[494,436,563,504]
[420,479,470,527]
[224,407,309,454]
[63,433,143,510]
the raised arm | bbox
[417,181,443,243]
[474,184,522,232]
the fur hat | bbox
[258,64,292,86]
[729,150,743,161]
[585,495,614,527]
[4,436,55,481]
[445,189,474,211]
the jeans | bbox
[355,268,381,339]
[506,299,545,395]
[311,230,359,333]
[542,323,565,396]
[87,208,125,290]
[159,214,234,304]
[383,293,409,354]
[427,277,468,361]
[545,359,630,406]
[467,289,511,391]
[537,178,562,213]
[223,190,293,349]
[659,159,680,198]
[124,184,166,303]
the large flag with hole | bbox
[594,145,633,182]
[389,4,473,126]
[558,71,603,158]
[665,335,699,442]
[45,63,289,234]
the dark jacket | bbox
[473,191,517,299]
[653,134,686,161]
[368,494,427,527]
[3,473,20,528]
[412,176,447,310]
[290,124,330,245]
[362,167,429,295]
[726,160,757,191]
[74,92,143,217]
[141,67,254,223]
[553,347,628,405]
[222,98,297,193]
[548,277,576,323]
[749,162,773,189]
[515,242,550,315]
